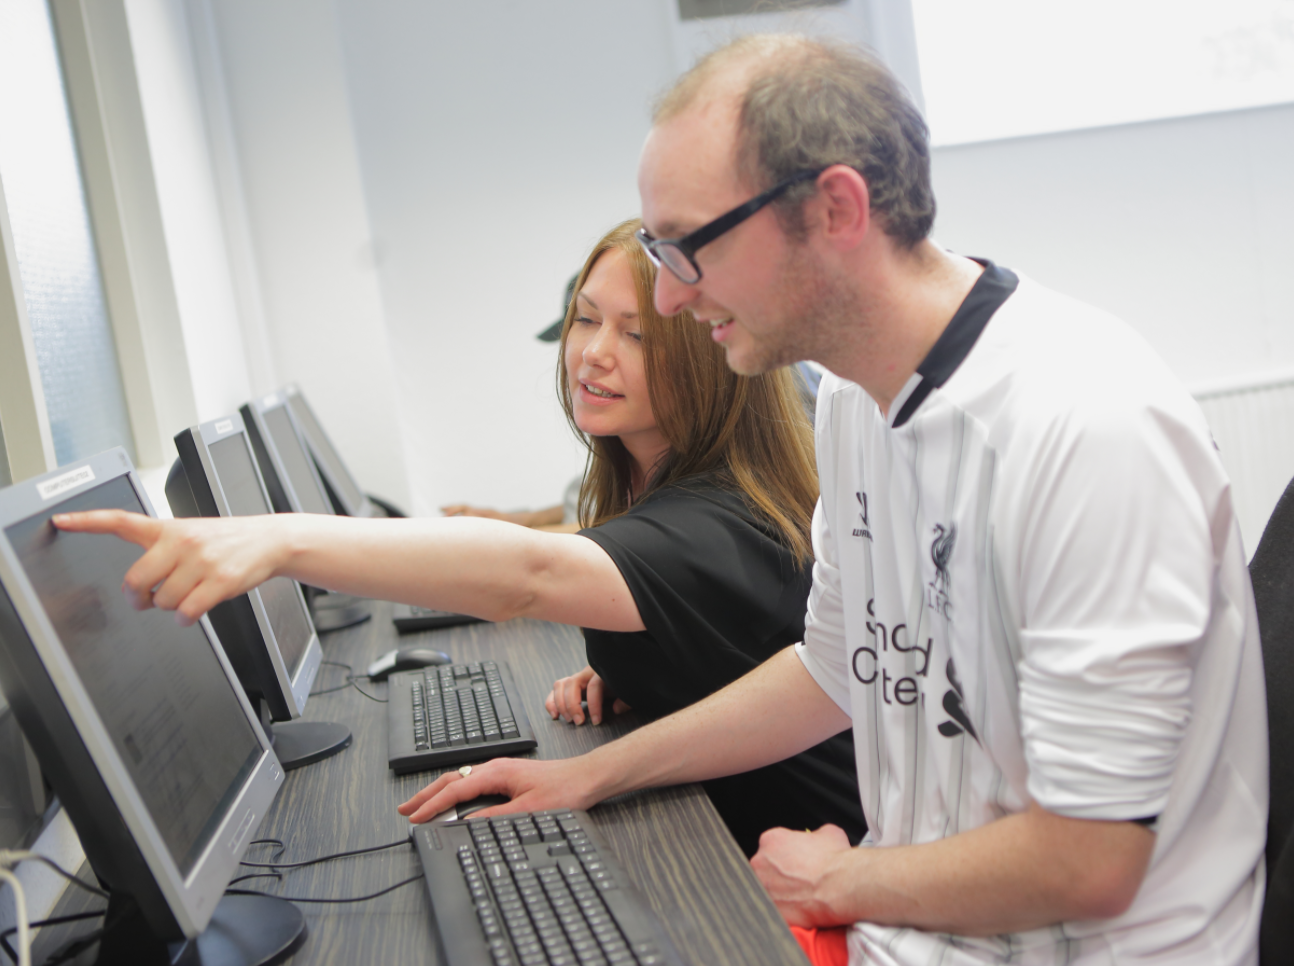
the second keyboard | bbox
[387,660,537,773]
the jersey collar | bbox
[890,259,1019,429]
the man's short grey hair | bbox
[655,34,935,247]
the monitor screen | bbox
[206,435,312,679]
[5,476,262,877]
[262,404,331,516]
[285,394,367,514]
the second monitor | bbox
[241,390,371,633]
[167,413,352,770]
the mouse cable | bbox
[238,834,412,870]
[225,874,422,905]
[309,660,357,697]
[348,674,387,703]
[0,911,105,966]
[308,660,387,703]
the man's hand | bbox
[52,510,286,626]
[750,825,855,928]
[545,666,631,725]
[746,803,1155,936]
[398,756,598,823]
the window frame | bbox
[0,0,198,486]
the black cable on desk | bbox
[349,675,387,703]
[0,910,105,965]
[246,837,286,857]
[309,660,357,696]
[238,835,412,871]
[227,871,283,887]
[42,929,107,966]
[226,875,422,905]
[307,659,387,702]
[7,855,108,900]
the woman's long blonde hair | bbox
[557,218,818,563]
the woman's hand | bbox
[545,665,630,726]
[440,504,564,529]
[51,510,289,626]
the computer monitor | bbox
[0,448,304,963]
[238,393,372,633]
[239,391,333,518]
[280,385,380,518]
[167,414,351,770]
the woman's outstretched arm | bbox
[52,511,644,632]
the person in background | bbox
[57,218,867,857]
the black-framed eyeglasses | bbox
[635,168,824,285]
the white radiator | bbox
[1194,371,1294,560]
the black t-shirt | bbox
[580,475,866,856]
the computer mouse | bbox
[432,794,514,823]
[366,646,452,682]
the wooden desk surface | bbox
[38,603,807,965]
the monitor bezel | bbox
[240,389,335,517]
[281,384,377,518]
[176,414,322,719]
[0,448,283,939]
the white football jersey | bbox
[797,265,1267,965]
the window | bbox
[0,0,137,468]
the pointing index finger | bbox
[52,510,162,549]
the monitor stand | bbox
[95,891,306,965]
[306,589,371,633]
[258,700,352,771]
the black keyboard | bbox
[414,809,683,966]
[392,602,486,632]
[387,661,537,773]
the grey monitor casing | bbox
[170,413,322,721]
[281,384,377,518]
[0,448,283,940]
[240,389,334,518]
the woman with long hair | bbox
[56,218,864,856]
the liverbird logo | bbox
[931,523,956,592]
[926,522,956,618]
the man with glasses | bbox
[405,34,1266,966]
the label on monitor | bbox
[214,419,234,435]
[37,465,95,501]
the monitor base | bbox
[95,893,306,965]
[307,591,371,633]
[269,719,353,770]
[309,601,371,633]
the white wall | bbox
[331,0,678,515]
[125,0,254,423]
[202,0,413,509]
[929,103,1294,387]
